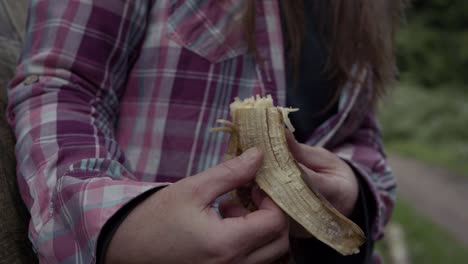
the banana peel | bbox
[212,95,365,256]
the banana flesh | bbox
[213,95,365,256]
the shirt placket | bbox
[253,0,286,106]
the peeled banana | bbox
[212,95,365,256]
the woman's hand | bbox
[106,148,289,264]
[286,133,359,237]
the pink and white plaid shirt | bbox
[7,0,395,263]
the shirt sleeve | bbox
[6,1,167,263]
[332,111,396,241]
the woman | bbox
[7,0,405,263]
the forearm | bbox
[6,1,163,262]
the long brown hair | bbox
[244,0,408,101]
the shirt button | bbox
[24,75,39,85]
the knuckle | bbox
[315,147,341,164]
[270,212,289,234]
[177,175,202,196]
[219,162,238,179]
[205,235,236,262]
[315,147,333,157]
[184,180,204,200]
[260,237,290,264]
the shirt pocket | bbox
[166,0,248,64]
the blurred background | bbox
[0,0,467,263]
[377,0,468,263]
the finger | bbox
[300,163,356,216]
[251,185,280,212]
[222,196,288,252]
[221,209,284,250]
[298,163,335,198]
[244,228,290,264]
[219,200,250,218]
[286,133,339,170]
[251,185,267,208]
[285,129,298,146]
[186,148,264,206]
[285,129,301,157]
[298,163,347,213]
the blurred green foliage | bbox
[381,0,468,175]
[397,0,468,89]
[377,200,468,264]
[380,84,468,175]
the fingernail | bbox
[240,147,260,160]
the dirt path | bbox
[389,154,468,247]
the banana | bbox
[212,95,365,256]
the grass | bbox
[379,84,468,176]
[386,142,468,176]
[378,86,468,262]
[377,200,468,264]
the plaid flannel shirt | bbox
[7,0,396,263]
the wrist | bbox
[98,188,164,264]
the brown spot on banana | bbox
[213,95,365,256]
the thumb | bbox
[188,147,264,206]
